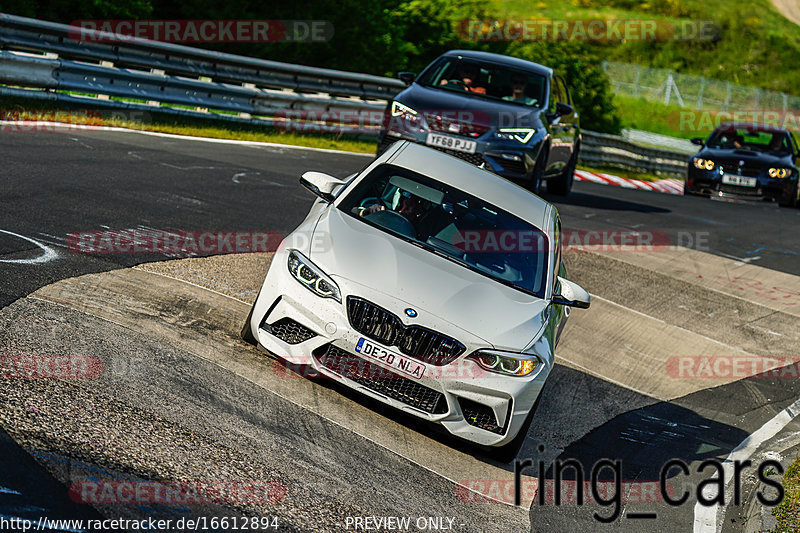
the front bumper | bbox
[378,129,539,182]
[248,248,551,447]
[686,166,797,203]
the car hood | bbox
[397,84,541,128]
[310,206,549,351]
[698,147,794,166]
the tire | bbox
[546,145,578,196]
[240,302,258,345]
[525,147,547,195]
[778,185,799,208]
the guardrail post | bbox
[724,82,731,112]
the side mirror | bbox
[398,72,416,86]
[547,102,574,124]
[555,102,574,117]
[552,277,590,309]
[691,137,705,146]
[300,171,347,203]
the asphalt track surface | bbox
[1,128,800,532]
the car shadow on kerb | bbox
[528,368,800,532]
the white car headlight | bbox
[496,128,536,144]
[468,349,543,377]
[287,250,341,302]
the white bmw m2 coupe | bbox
[242,141,589,459]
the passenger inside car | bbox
[502,74,537,106]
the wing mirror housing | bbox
[556,102,574,117]
[691,137,705,146]
[300,171,347,203]
[398,72,416,86]
[547,102,574,124]
[552,277,590,309]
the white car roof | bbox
[381,141,553,229]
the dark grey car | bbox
[377,50,580,195]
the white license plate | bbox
[722,174,757,187]
[355,337,426,379]
[425,133,477,154]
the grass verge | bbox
[772,456,800,532]
[0,96,377,154]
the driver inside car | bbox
[439,63,486,94]
[359,190,427,222]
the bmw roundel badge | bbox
[405,308,418,318]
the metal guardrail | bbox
[579,130,689,177]
[0,13,405,100]
[0,13,690,177]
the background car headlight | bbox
[495,128,536,143]
[468,349,542,377]
[693,158,715,170]
[769,167,790,178]
[287,250,341,302]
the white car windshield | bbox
[339,164,549,298]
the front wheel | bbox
[525,148,547,195]
[241,302,257,345]
[778,185,799,208]
[546,146,578,196]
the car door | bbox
[550,216,569,347]
[545,75,569,175]
[555,75,578,163]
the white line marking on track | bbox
[0,121,374,157]
[0,229,58,264]
[693,396,800,532]
[715,252,761,264]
